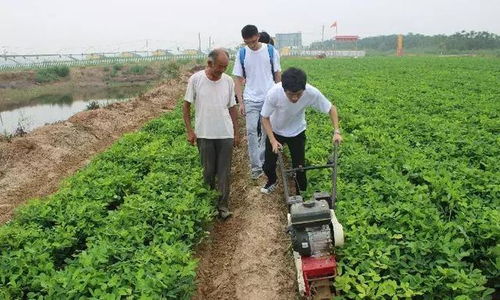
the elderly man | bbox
[183,48,239,220]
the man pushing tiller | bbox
[260,67,342,195]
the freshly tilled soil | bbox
[192,134,298,300]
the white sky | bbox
[1,0,499,54]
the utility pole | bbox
[198,33,202,53]
[321,25,325,50]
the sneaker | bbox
[250,169,264,180]
[219,209,233,220]
[260,181,278,194]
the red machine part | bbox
[301,255,337,296]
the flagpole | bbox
[329,21,338,52]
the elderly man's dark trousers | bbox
[197,138,233,211]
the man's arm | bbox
[329,105,342,144]
[182,101,196,145]
[274,71,281,83]
[229,105,240,147]
[262,116,282,153]
[234,76,245,115]
[272,48,282,83]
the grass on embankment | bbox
[0,60,192,111]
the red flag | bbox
[330,21,337,28]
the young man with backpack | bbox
[233,24,281,179]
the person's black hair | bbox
[259,31,274,45]
[241,25,259,39]
[282,67,307,92]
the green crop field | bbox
[0,56,498,299]
[0,109,218,299]
[282,57,499,298]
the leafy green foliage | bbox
[282,57,499,299]
[35,66,70,83]
[160,61,180,79]
[128,65,149,75]
[0,107,217,298]
[86,100,100,110]
[112,64,124,71]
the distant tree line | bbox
[309,31,500,53]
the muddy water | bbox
[0,84,152,134]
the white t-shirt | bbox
[261,83,332,137]
[232,43,281,103]
[184,70,236,139]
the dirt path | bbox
[193,135,298,300]
[0,77,186,224]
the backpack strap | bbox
[267,44,275,81]
[240,44,275,80]
[239,47,246,78]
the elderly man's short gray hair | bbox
[208,48,229,63]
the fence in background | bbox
[0,50,366,71]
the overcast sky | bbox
[2,0,499,54]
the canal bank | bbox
[0,61,184,134]
[0,73,190,224]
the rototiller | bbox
[278,141,344,299]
